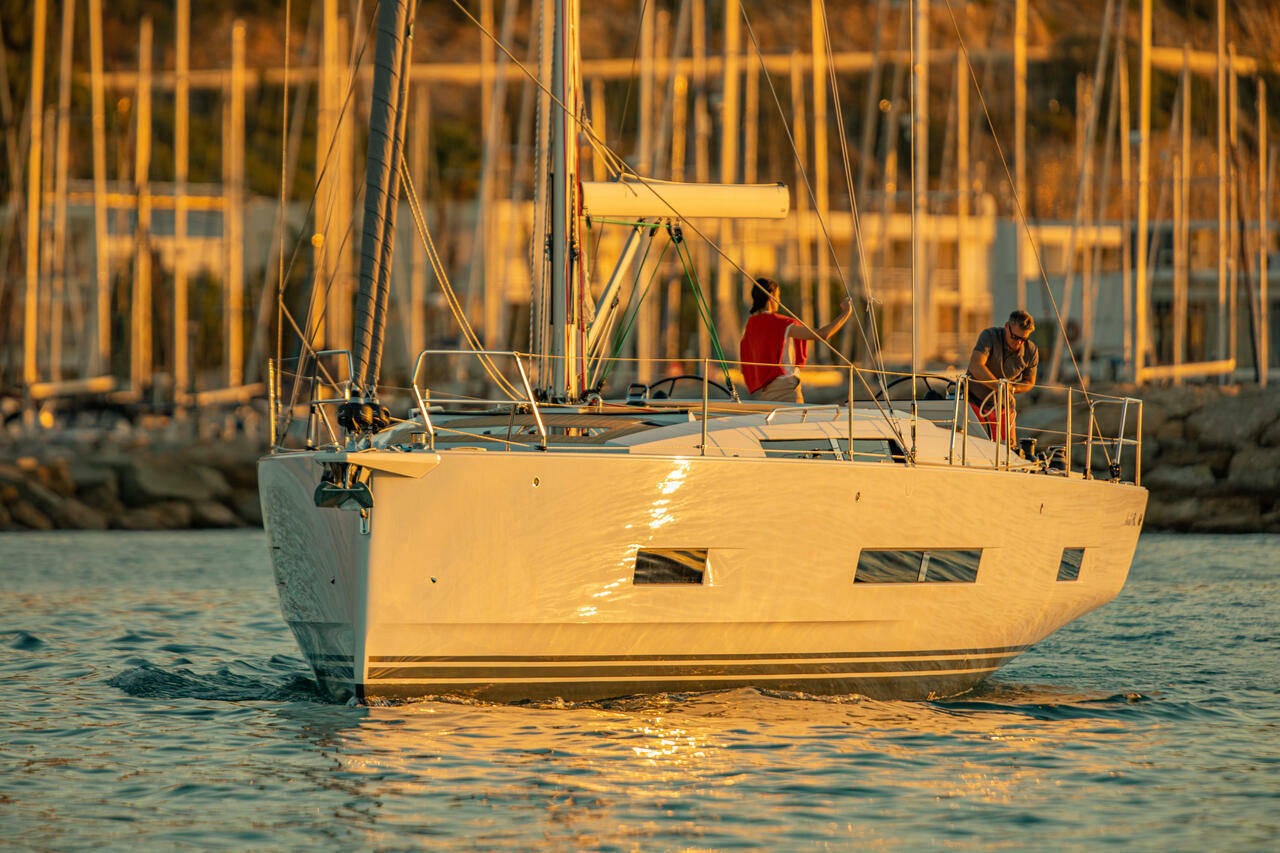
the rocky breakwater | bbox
[1019,384,1280,533]
[0,442,263,531]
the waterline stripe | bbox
[366,645,1028,664]
[365,665,1001,686]
[366,658,1011,681]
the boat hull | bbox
[259,450,1146,703]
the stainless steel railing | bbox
[410,349,547,451]
[282,348,356,449]
[393,350,1144,484]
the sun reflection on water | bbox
[310,684,1148,845]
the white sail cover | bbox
[581,178,789,220]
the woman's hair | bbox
[750,277,780,313]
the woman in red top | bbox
[739,278,853,403]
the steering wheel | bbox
[647,374,733,399]
[874,374,956,402]
[975,389,998,418]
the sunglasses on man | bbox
[1006,324,1030,344]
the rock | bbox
[231,488,263,526]
[0,464,26,492]
[1144,464,1215,495]
[47,497,108,530]
[153,501,194,528]
[9,500,54,530]
[34,459,76,497]
[198,448,259,489]
[76,481,125,515]
[1015,405,1066,439]
[1154,418,1186,442]
[0,482,19,504]
[6,467,108,529]
[1189,497,1265,533]
[110,501,193,530]
[1205,449,1234,479]
[117,458,228,506]
[1133,399,1170,436]
[0,504,13,530]
[1260,508,1280,534]
[1090,400,1150,441]
[67,460,119,492]
[16,478,67,518]
[1225,447,1280,494]
[1146,385,1211,420]
[1143,497,1202,529]
[1261,418,1280,448]
[1138,437,1160,474]
[189,465,232,499]
[1156,440,1232,473]
[1185,392,1279,448]
[110,509,157,530]
[224,463,257,490]
[192,501,242,528]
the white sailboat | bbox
[260,0,1148,703]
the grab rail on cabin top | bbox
[394,350,1143,484]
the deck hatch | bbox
[1057,548,1085,581]
[835,438,905,463]
[759,438,840,460]
[635,549,708,584]
[855,549,981,583]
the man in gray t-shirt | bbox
[966,310,1038,439]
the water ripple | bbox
[4,630,44,651]
[107,662,323,703]
[0,530,1276,850]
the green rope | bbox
[598,236,671,387]
[670,227,739,400]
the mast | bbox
[547,0,582,400]
[351,0,413,399]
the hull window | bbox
[924,550,982,582]
[855,549,981,583]
[1057,548,1085,581]
[635,549,708,584]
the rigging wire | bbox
[446,0,908,441]
[939,0,1115,465]
[939,0,1094,399]
[597,236,670,386]
[277,0,380,425]
[273,0,293,443]
[612,0,651,161]
[820,5,891,396]
[399,154,524,399]
[736,5,886,373]
[669,227,739,393]
[1044,0,1117,384]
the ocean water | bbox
[1,531,1275,850]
